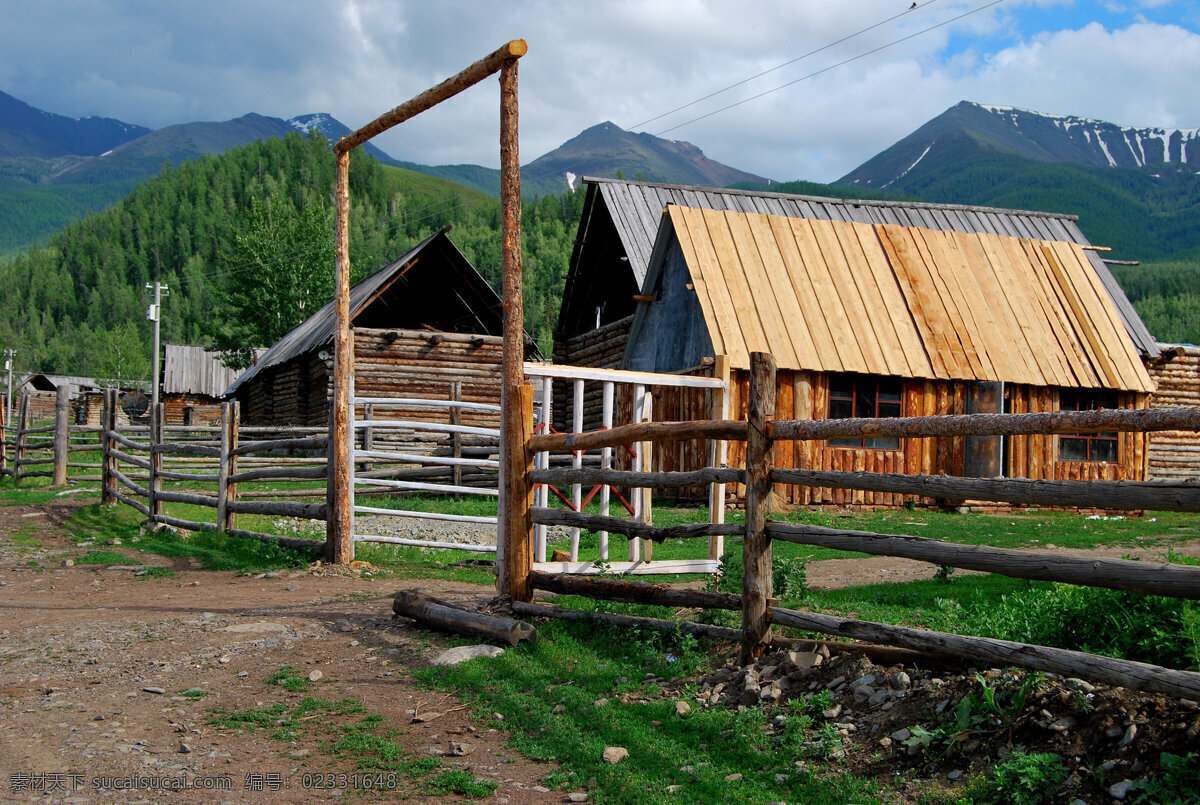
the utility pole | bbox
[4,348,13,430]
[146,283,168,426]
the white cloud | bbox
[0,1,1197,183]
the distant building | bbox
[227,227,538,435]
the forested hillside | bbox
[0,131,581,381]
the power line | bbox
[653,0,1006,137]
[627,0,943,131]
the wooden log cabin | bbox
[555,179,1161,506]
[225,227,539,447]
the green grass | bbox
[414,616,882,804]
[208,689,496,799]
[264,666,310,692]
[73,550,132,565]
[65,503,314,573]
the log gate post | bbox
[53,383,71,486]
[101,390,117,505]
[741,351,776,665]
[450,382,462,492]
[708,354,731,560]
[326,39,527,566]
[501,383,535,602]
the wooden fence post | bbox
[101,390,117,505]
[15,392,28,486]
[53,383,72,486]
[709,354,731,560]
[362,402,374,473]
[0,390,7,479]
[149,402,164,524]
[501,383,535,602]
[741,351,776,665]
[450,382,462,492]
[218,401,234,532]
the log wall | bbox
[649,370,1149,507]
[551,315,633,432]
[1147,345,1200,481]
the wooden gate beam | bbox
[327,40,527,566]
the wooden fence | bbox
[517,351,1200,699]
[1,385,104,487]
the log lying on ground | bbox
[512,600,741,642]
[393,589,535,646]
[770,607,1200,699]
[768,522,1200,600]
[529,569,742,610]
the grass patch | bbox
[414,615,882,804]
[137,566,176,579]
[73,550,130,565]
[264,666,309,692]
[66,503,313,573]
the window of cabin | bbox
[1058,389,1119,463]
[828,374,903,449]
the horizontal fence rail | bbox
[516,351,1200,697]
[350,389,502,549]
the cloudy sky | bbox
[3,0,1198,183]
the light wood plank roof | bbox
[580,177,1159,359]
[657,206,1154,392]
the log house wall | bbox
[1147,345,1200,481]
[648,369,1148,506]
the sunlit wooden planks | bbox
[656,207,1149,391]
[723,211,800,368]
[672,207,748,368]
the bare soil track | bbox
[0,499,562,804]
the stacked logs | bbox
[1148,345,1200,480]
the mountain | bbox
[833,101,1200,263]
[522,121,771,195]
[0,90,149,159]
[394,121,773,198]
[0,98,397,255]
[839,101,1200,189]
[47,113,299,185]
[286,113,396,164]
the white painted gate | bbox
[350,364,730,575]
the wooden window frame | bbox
[1058,388,1120,464]
[827,373,903,450]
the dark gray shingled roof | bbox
[579,177,1159,359]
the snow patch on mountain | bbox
[980,103,1200,167]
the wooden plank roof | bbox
[642,206,1153,392]
[163,345,255,397]
[581,177,1158,359]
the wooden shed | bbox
[161,344,256,425]
[623,205,1155,505]
[226,227,538,433]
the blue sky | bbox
[1,0,1197,182]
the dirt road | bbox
[0,500,563,804]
